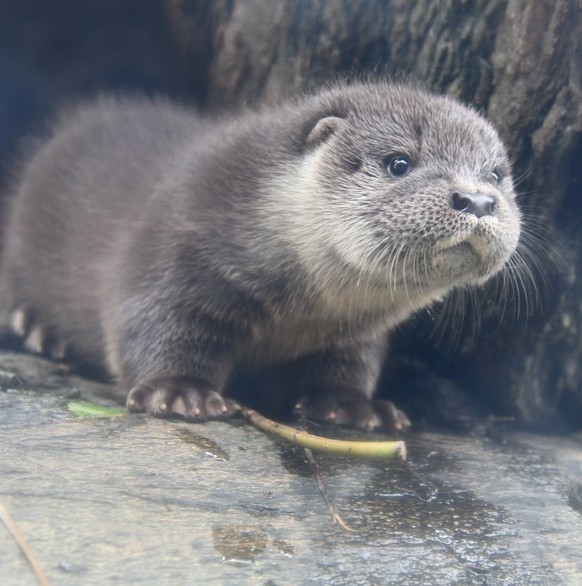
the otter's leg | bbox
[116,311,240,422]
[293,337,410,432]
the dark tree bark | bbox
[166,0,582,427]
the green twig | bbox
[242,408,406,460]
[67,400,407,460]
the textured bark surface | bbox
[167,0,582,426]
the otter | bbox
[0,82,520,431]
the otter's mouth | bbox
[440,240,476,256]
[437,234,491,261]
[430,233,508,286]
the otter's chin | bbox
[430,239,510,286]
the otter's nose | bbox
[450,192,497,218]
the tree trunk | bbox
[167,0,582,426]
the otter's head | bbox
[284,82,520,312]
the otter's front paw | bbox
[127,377,240,422]
[295,392,411,432]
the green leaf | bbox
[67,401,125,418]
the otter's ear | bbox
[306,116,345,147]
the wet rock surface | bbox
[1,351,581,585]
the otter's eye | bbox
[387,155,412,178]
[491,168,502,183]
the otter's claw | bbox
[127,377,240,422]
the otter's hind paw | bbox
[295,392,411,432]
[9,306,67,360]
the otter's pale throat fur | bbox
[0,82,520,430]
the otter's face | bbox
[305,87,520,301]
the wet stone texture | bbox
[1,350,582,585]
